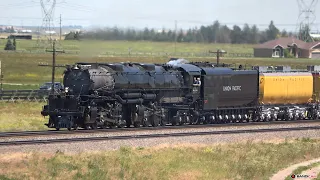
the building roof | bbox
[303,41,320,49]
[254,37,308,49]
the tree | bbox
[77,19,295,44]
[250,25,260,44]
[266,21,280,40]
[184,29,193,42]
[12,38,16,50]
[176,29,184,42]
[259,31,268,43]
[4,39,15,50]
[281,29,288,37]
[299,25,313,42]
[211,20,220,43]
[216,25,231,43]
[230,25,242,44]
[242,24,251,43]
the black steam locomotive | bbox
[41,59,260,130]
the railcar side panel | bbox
[202,68,259,109]
[259,72,313,105]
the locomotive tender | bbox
[40,59,320,130]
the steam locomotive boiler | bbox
[42,61,196,130]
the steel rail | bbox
[1,126,320,146]
[0,120,319,138]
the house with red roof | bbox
[253,37,320,59]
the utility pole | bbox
[46,40,65,95]
[174,20,177,55]
[0,61,2,92]
[209,49,227,66]
[59,14,62,41]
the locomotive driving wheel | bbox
[133,113,141,128]
[142,117,150,127]
[85,124,91,130]
[134,121,141,128]
[150,114,160,127]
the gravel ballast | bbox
[0,125,319,154]
[1,122,320,143]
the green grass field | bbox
[0,138,319,180]
[0,39,319,86]
[0,102,47,132]
[0,39,255,53]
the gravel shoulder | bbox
[0,128,319,154]
[270,158,320,180]
[1,122,319,143]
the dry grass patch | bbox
[0,138,320,180]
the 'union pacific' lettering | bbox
[222,86,242,92]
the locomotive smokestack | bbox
[166,58,189,67]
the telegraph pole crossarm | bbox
[209,49,227,66]
[45,41,65,95]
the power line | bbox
[0,1,38,8]
[0,16,89,21]
[0,16,319,27]
[58,1,97,11]
[55,5,95,12]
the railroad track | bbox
[0,120,319,138]
[1,123,320,146]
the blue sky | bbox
[1,0,320,32]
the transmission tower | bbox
[296,0,318,42]
[37,0,57,49]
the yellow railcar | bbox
[259,72,313,105]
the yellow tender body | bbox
[259,72,313,105]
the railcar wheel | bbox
[55,128,60,131]
[142,118,150,127]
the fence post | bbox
[27,90,33,101]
